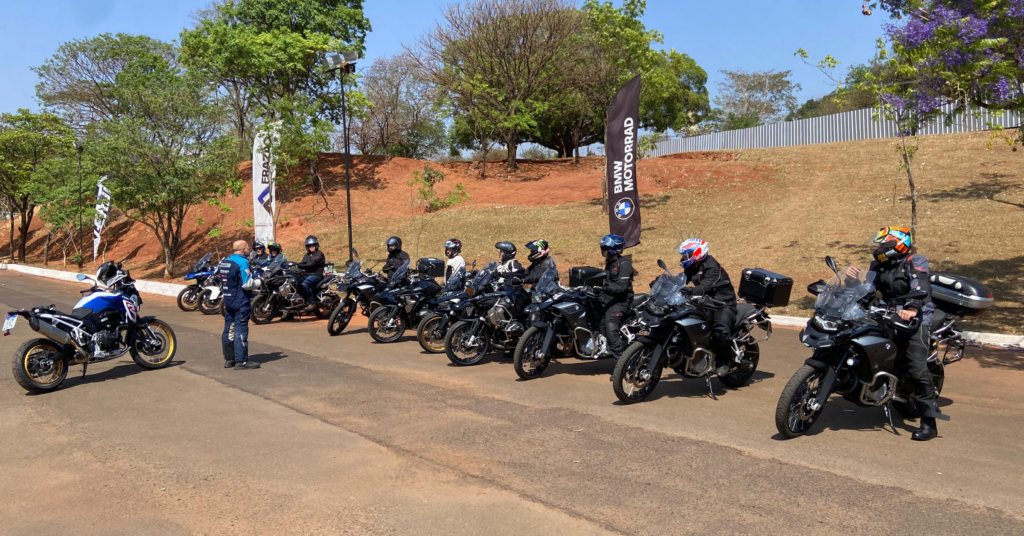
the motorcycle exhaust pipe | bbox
[34,320,71,345]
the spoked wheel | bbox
[417,314,447,354]
[775,364,828,439]
[513,327,551,380]
[251,294,276,325]
[11,338,68,393]
[176,286,201,312]
[717,342,760,388]
[611,342,663,404]
[131,319,177,369]
[444,321,490,365]
[198,290,222,315]
[893,361,945,419]
[368,306,406,343]
[327,299,356,336]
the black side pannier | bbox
[739,268,793,308]
[929,273,993,317]
[569,266,606,288]
[417,257,445,279]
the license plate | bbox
[3,314,17,333]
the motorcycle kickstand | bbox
[81,362,89,379]
[704,374,718,401]
[883,403,900,436]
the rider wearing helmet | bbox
[522,239,556,285]
[845,226,941,441]
[444,238,466,285]
[495,241,524,284]
[597,234,634,359]
[248,241,270,266]
[266,242,287,265]
[677,238,738,376]
[297,235,326,303]
[383,236,410,279]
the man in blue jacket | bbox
[220,240,260,370]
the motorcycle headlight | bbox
[813,315,840,332]
[646,302,667,316]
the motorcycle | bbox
[610,260,777,404]
[177,253,221,314]
[774,256,967,439]
[443,263,530,365]
[325,258,388,336]
[512,265,646,380]
[4,262,177,393]
[415,263,474,353]
[250,259,340,324]
[366,261,443,343]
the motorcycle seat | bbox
[931,309,948,332]
[733,303,759,330]
[628,293,649,309]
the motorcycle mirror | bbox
[807,280,826,296]
[471,260,477,270]
[657,259,667,271]
[76,274,88,281]
[825,256,839,275]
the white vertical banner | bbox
[93,176,111,260]
[252,123,280,245]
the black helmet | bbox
[444,238,462,259]
[267,242,282,255]
[525,239,550,263]
[252,241,265,251]
[386,236,402,254]
[95,261,120,286]
[305,235,319,250]
[495,241,516,261]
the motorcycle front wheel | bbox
[131,319,177,369]
[251,294,276,325]
[368,306,406,343]
[327,299,357,336]
[444,320,490,365]
[417,313,447,354]
[611,342,663,404]
[198,289,222,315]
[775,364,828,439]
[513,327,551,380]
[11,338,68,393]
[176,286,201,312]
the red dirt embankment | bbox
[1,153,769,279]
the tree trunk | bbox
[17,201,33,263]
[574,145,580,165]
[900,136,918,243]
[43,232,50,265]
[506,137,518,171]
[8,208,14,262]
[163,244,176,279]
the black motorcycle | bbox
[326,259,389,335]
[366,261,443,343]
[774,256,958,439]
[250,259,340,324]
[415,263,476,353]
[512,266,646,380]
[443,263,530,366]
[610,260,780,404]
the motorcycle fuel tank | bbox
[552,301,587,330]
[852,335,898,375]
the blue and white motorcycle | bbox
[177,253,222,315]
[4,261,177,393]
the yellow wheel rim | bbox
[422,317,446,352]
[23,342,63,385]
[137,322,174,366]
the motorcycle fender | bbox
[645,341,667,376]
[635,335,654,345]
[539,324,557,356]
[205,287,222,300]
[851,335,897,376]
[531,321,548,329]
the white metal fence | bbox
[648,105,1022,157]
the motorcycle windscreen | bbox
[649,273,687,306]
[471,263,498,291]
[531,264,560,303]
[816,269,876,321]
[194,253,213,272]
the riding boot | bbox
[912,417,937,441]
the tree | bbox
[787,62,888,120]
[0,110,75,262]
[713,69,801,126]
[414,0,583,171]
[180,0,372,192]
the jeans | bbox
[300,275,322,302]
[222,300,251,363]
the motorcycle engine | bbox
[487,304,512,328]
[278,282,304,306]
[91,330,118,351]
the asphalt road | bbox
[1,271,1023,535]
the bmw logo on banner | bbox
[614,198,633,220]
[605,74,642,248]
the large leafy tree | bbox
[713,69,801,127]
[180,0,372,192]
[0,110,75,262]
[36,34,241,277]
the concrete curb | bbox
[1,263,1021,349]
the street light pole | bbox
[322,51,358,263]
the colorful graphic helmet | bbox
[495,241,516,261]
[872,226,912,263]
[677,238,708,269]
[526,239,550,263]
[444,238,463,259]
[599,234,625,257]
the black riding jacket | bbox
[383,250,411,279]
[682,255,737,306]
[599,255,634,305]
[297,250,326,276]
[864,254,935,319]
[522,257,556,285]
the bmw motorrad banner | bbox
[606,75,641,248]
[252,123,280,245]
[92,175,111,260]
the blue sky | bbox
[0,0,886,113]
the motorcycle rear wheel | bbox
[327,299,356,336]
[612,342,662,404]
[444,321,490,365]
[251,294,276,325]
[176,286,201,312]
[513,327,550,380]
[775,364,828,439]
[368,306,406,343]
[717,342,760,388]
[131,319,176,369]
[417,313,447,354]
[11,338,68,393]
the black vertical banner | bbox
[606,74,641,248]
